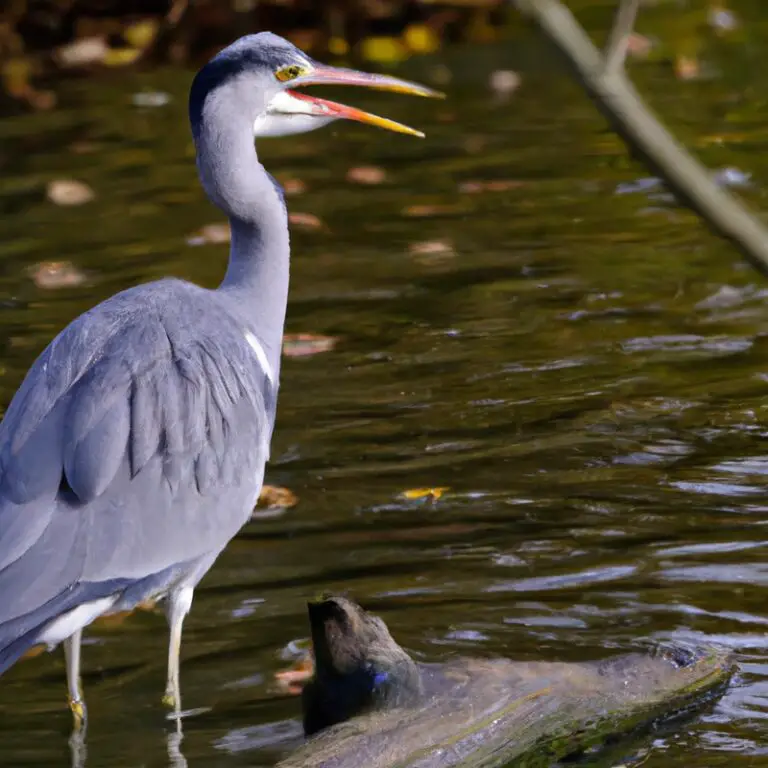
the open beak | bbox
[278,64,443,138]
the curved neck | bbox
[193,99,290,376]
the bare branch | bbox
[513,0,768,278]
[604,0,641,76]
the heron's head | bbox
[189,32,442,141]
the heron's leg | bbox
[162,587,194,714]
[64,629,87,731]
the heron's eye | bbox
[275,64,308,82]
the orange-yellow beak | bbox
[276,64,444,138]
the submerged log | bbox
[278,596,734,768]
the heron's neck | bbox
[194,113,290,374]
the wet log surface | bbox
[278,597,734,768]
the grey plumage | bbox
[0,30,435,725]
[0,34,291,698]
[0,280,273,668]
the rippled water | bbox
[2,5,768,766]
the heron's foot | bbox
[69,696,87,731]
[162,687,178,711]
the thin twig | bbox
[513,0,768,278]
[604,0,641,77]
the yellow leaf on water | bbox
[124,19,159,50]
[361,36,407,65]
[103,47,142,68]
[328,37,349,56]
[400,487,450,502]
[403,24,440,54]
[21,645,46,661]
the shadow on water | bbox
[2,7,768,767]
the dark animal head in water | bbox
[302,596,423,736]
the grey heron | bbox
[0,32,438,728]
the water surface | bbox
[1,5,768,766]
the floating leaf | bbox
[283,333,338,357]
[132,91,171,108]
[282,178,307,196]
[54,37,109,69]
[47,179,95,206]
[361,36,408,64]
[124,19,159,50]
[675,55,701,81]
[21,645,45,661]
[328,37,350,56]
[274,654,314,696]
[489,70,521,97]
[400,487,450,503]
[256,485,298,511]
[92,599,158,629]
[289,212,323,230]
[403,24,440,54]
[402,203,469,218]
[186,222,230,246]
[458,179,524,194]
[346,165,387,185]
[28,261,88,290]
[626,33,655,59]
[408,240,455,265]
[103,47,142,68]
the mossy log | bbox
[278,597,734,768]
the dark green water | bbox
[1,3,768,765]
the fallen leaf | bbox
[328,37,350,56]
[675,55,700,81]
[186,222,231,246]
[361,36,408,64]
[21,644,46,661]
[54,37,109,68]
[346,165,387,185]
[28,261,88,289]
[458,179,524,194]
[408,240,455,265]
[47,179,95,206]
[256,485,298,511]
[124,19,159,50]
[626,33,654,59]
[489,70,521,97]
[103,47,143,68]
[403,24,440,55]
[92,600,158,629]
[132,91,171,108]
[401,204,468,218]
[282,178,307,196]
[400,487,450,503]
[274,654,314,696]
[283,333,338,357]
[289,212,323,230]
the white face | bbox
[253,91,336,138]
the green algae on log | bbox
[278,597,734,768]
